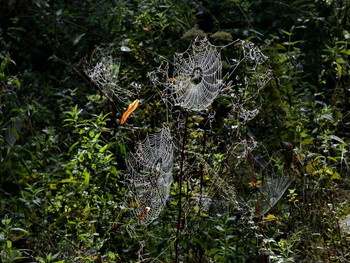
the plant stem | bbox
[199,114,208,217]
[175,112,188,262]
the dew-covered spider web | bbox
[226,40,272,128]
[259,175,292,215]
[149,37,223,111]
[231,138,258,167]
[84,47,119,100]
[84,46,140,104]
[125,126,174,225]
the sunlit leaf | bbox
[248,180,262,186]
[335,62,342,79]
[120,99,139,125]
[49,184,58,190]
[328,170,341,180]
[120,46,131,52]
[59,178,78,184]
[215,225,225,232]
[263,214,276,220]
[328,134,345,144]
[281,29,292,36]
[83,170,90,186]
[99,144,109,153]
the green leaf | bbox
[328,134,344,144]
[336,57,346,64]
[225,235,235,241]
[335,62,342,79]
[69,141,80,153]
[281,29,292,36]
[7,240,12,248]
[328,170,341,180]
[84,170,90,186]
[215,225,225,232]
[118,143,126,156]
[59,178,78,184]
[10,227,28,233]
[209,248,219,256]
[301,139,314,145]
[274,44,287,50]
[99,144,109,153]
[282,40,301,46]
[317,114,334,123]
[56,9,63,16]
[2,219,11,225]
[110,166,119,177]
[193,237,206,247]
[11,78,21,87]
[120,46,131,52]
[73,33,85,45]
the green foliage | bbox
[0,218,28,262]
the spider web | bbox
[237,105,260,124]
[242,40,268,67]
[84,46,139,104]
[84,48,119,100]
[5,116,24,147]
[225,40,271,128]
[229,138,258,167]
[149,37,222,111]
[259,175,292,215]
[126,126,174,225]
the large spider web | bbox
[125,126,174,225]
[149,37,222,111]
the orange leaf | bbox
[248,180,262,186]
[138,207,150,221]
[120,99,139,125]
[168,78,177,82]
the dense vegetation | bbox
[1,0,349,262]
